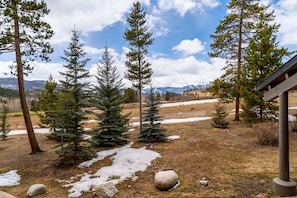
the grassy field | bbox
[1,95,297,197]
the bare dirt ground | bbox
[2,96,297,197]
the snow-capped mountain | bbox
[0,77,46,90]
[0,77,211,94]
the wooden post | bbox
[273,91,296,196]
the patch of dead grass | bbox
[1,100,297,197]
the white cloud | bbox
[151,56,225,87]
[157,0,219,17]
[0,61,65,82]
[146,14,169,37]
[44,0,150,44]
[83,46,100,55]
[273,0,297,46]
[172,38,205,56]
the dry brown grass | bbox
[2,98,297,197]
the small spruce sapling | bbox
[140,86,166,142]
[212,102,229,128]
[0,105,10,140]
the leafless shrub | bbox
[253,122,278,146]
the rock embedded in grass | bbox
[0,191,16,198]
[26,184,47,197]
[154,170,179,191]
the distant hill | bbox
[144,84,211,94]
[0,77,211,94]
[0,77,46,90]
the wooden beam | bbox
[264,72,297,101]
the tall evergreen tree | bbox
[91,46,130,147]
[140,86,166,142]
[0,0,53,153]
[124,1,153,134]
[38,74,59,130]
[55,29,95,166]
[209,0,272,121]
[240,13,292,123]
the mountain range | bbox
[0,77,210,94]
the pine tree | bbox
[0,0,53,153]
[124,1,153,134]
[0,105,10,141]
[91,46,130,147]
[212,102,229,129]
[38,74,60,130]
[140,87,166,142]
[124,88,137,103]
[55,29,95,166]
[209,0,272,121]
[240,13,292,123]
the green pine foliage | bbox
[212,102,229,129]
[124,1,153,133]
[38,74,60,130]
[0,0,54,153]
[0,105,10,141]
[209,0,272,121]
[54,29,96,166]
[91,46,130,147]
[0,87,18,98]
[140,87,166,142]
[241,12,292,123]
[124,88,137,103]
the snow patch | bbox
[61,143,160,197]
[0,170,21,186]
[166,135,180,141]
[160,99,218,108]
[130,117,211,126]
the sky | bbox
[1,0,297,88]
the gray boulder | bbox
[154,170,179,190]
[0,191,16,198]
[26,184,47,197]
[92,182,118,198]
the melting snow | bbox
[166,135,180,141]
[59,142,160,197]
[0,170,21,186]
[160,98,218,108]
[130,117,212,126]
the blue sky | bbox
[1,0,297,88]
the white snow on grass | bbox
[166,135,180,141]
[60,142,160,197]
[0,170,21,186]
[160,98,218,108]
[78,142,133,168]
[130,117,212,126]
[9,128,50,135]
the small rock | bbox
[92,182,118,198]
[26,184,47,197]
[0,191,16,198]
[200,177,208,187]
[154,170,179,191]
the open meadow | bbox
[2,94,297,197]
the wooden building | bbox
[257,54,297,196]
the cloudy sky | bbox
[1,0,297,88]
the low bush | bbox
[253,122,278,146]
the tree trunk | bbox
[139,82,143,134]
[234,3,244,121]
[13,2,43,154]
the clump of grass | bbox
[253,122,278,146]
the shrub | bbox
[253,122,278,146]
[211,102,229,128]
[0,105,10,140]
